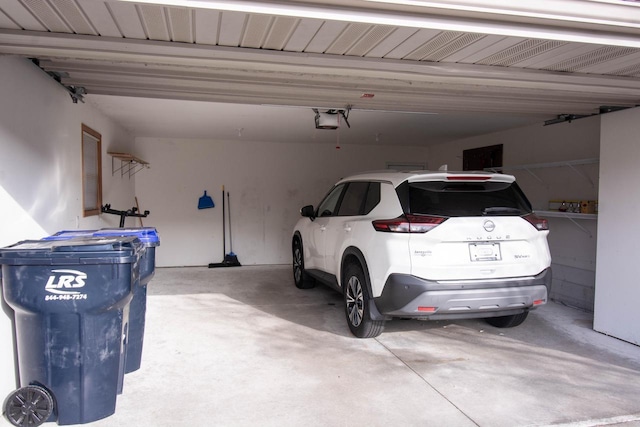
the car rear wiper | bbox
[482,207,523,215]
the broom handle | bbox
[227,192,233,253]
[222,185,226,255]
[135,196,144,227]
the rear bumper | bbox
[374,268,551,319]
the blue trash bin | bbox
[0,237,140,426]
[41,230,142,391]
[93,228,159,373]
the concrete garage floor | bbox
[68,266,640,426]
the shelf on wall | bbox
[485,158,599,172]
[485,158,599,187]
[536,210,597,220]
[108,151,149,179]
[536,210,597,237]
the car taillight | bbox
[372,214,446,233]
[524,214,549,231]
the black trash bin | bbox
[93,228,159,373]
[40,230,137,394]
[43,228,159,374]
[0,237,140,426]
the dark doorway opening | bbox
[463,144,503,171]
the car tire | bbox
[343,263,385,338]
[292,238,314,289]
[485,312,529,328]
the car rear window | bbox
[400,181,533,217]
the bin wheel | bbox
[3,385,54,427]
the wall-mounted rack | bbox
[108,151,149,179]
[485,158,599,188]
[536,210,597,237]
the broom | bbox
[209,186,241,268]
[223,191,241,265]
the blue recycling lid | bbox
[42,230,97,240]
[94,227,160,247]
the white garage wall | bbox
[595,107,640,345]
[134,137,429,267]
[0,56,139,242]
[0,57,137,407]
[427,117,601,311]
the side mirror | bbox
[300,205,315,218]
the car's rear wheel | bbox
[343,263,385,338]
[485,312,529,328]
[292,238,314,289]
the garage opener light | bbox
[313,107,351,130]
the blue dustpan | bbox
[198,191,215,209]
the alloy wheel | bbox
[293,245,303,283]
[346,275,364,327]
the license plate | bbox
[469,242,501,262]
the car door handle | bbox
[344,226,352,232]
[320,226,326,232]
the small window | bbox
[338,182,370,216]
[317,184,345,217]
[363,182,381,214]
[81,124,102,217]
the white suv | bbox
[292,170,551,338]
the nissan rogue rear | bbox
[292,170,551,338]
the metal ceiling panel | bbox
[477,39,565,66]
[218,11,246,47]
[0,1,46,30]
[193,8,219,45]
[107,2,146,39]
[611,62,640,78]
[79,1,121,37]
[304,20,349,53]
[283,18,322,51]
[22,0,71,33]
[167,7,192,43]
[423,32,486,62]
[0,0,639,130]
[262,16,297,51]
[0,10,20,30]
[324,22,372,55]
[500,40,568,67]
[364,27,417,58]
[547,46,637,72]
[454,36,524,64]
[242,14,272,49]
[580,51,640,75]
[139,5,169,41]
[516,43,596,69]
[439,34,501,63]
[404,31,463,61]
[346,25,395,57]
[50,0,96,35]
[383,28,442,59]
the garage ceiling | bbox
[1,0,639,146]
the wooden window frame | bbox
[81,124,102,217]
